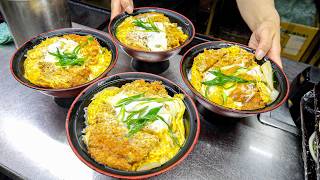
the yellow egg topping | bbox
[190,45,279,110]
[116,12,188,51]
[23,34,112,89]
[83,80,186,171]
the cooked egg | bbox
[203,70,217,81]
[146,31,167,51]
[44,38,79,63]
[23,34,112,89]
[190,46,278,110]
[246,65,265,81]
[116,12,188,51]
[83,80,186,171]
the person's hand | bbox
[111,0,134,20]
[248,21,282,67]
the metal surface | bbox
[0,0,71,47]
[0,25,306,180]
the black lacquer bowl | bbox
[66,72,200,179]
[180,41,290,118]
[109,7,195,74]
[10,28,118,98]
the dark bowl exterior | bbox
[180,41,290,118]
[120,45,181,62]
[109,7,195,62]
[66,72,200,179]
[10,28,118,98]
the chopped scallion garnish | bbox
[133,18,160,32]
[202,70,249,86]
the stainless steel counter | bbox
[0,26,308,179]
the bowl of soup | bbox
[66,72,200,179]
[10,28,118,98]
[180,41,290,118]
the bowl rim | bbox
[180,40,290,115]
[108,7,196,54]
[65,71,201,179]
[10,27,118,92]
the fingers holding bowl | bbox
[180,41,289,118]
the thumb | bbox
[120,0,134,14]
[267,32,283,68]
[111,0,121,20]
[255,28,273,60]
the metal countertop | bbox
[0,25,309,180]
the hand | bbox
[111,0,134,20]
[248,21,282,67]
